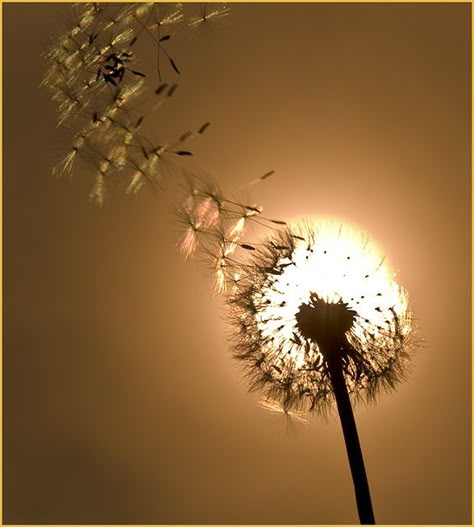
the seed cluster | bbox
[43,3,230,204]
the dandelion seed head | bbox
[228,220,414,414]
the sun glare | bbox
[256,221,408,353]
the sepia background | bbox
[3,2,471,524]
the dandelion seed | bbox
[198,122,210,134]
[257,396,309,425]
[167,83,178,97]
[179,226,199,260]
[240,243,256,251]
[53,149,77,179]
[261,170,275,180]
[188,4,231,29]
[215,258,227,295]
[155,82,168,95]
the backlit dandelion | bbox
[227,220,414,524]
[43,3,230,205]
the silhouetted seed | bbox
[245,205,261,213]
[270,242,285,249]
[169,56,180,74]
[179,131,193,142]
[131,70,146,77]
[129,36,137,46]
[268,269,282,275]
[291,234,305,241]
[155,83,168,95]
[141,146,149,160]
[92,112,98,122]
[167,84,178,96]
[365,274,370,278]
[292,333,302,345]
[136,116,144,128]
[240,244,256,251]
[270,219,287,225]
[261,170,275,180]
[175,150,192,156]
[272,365,282,373]
[159,34,171,42]
[377,293,382,296]
[198,122,210,134]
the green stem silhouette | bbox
[327,355,376,525]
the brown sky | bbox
[3,2,471,525]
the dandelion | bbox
[227,220,414,524]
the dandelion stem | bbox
[327,355,376,525]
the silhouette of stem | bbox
[327,355,376,525]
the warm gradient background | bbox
[3,2,471,525]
